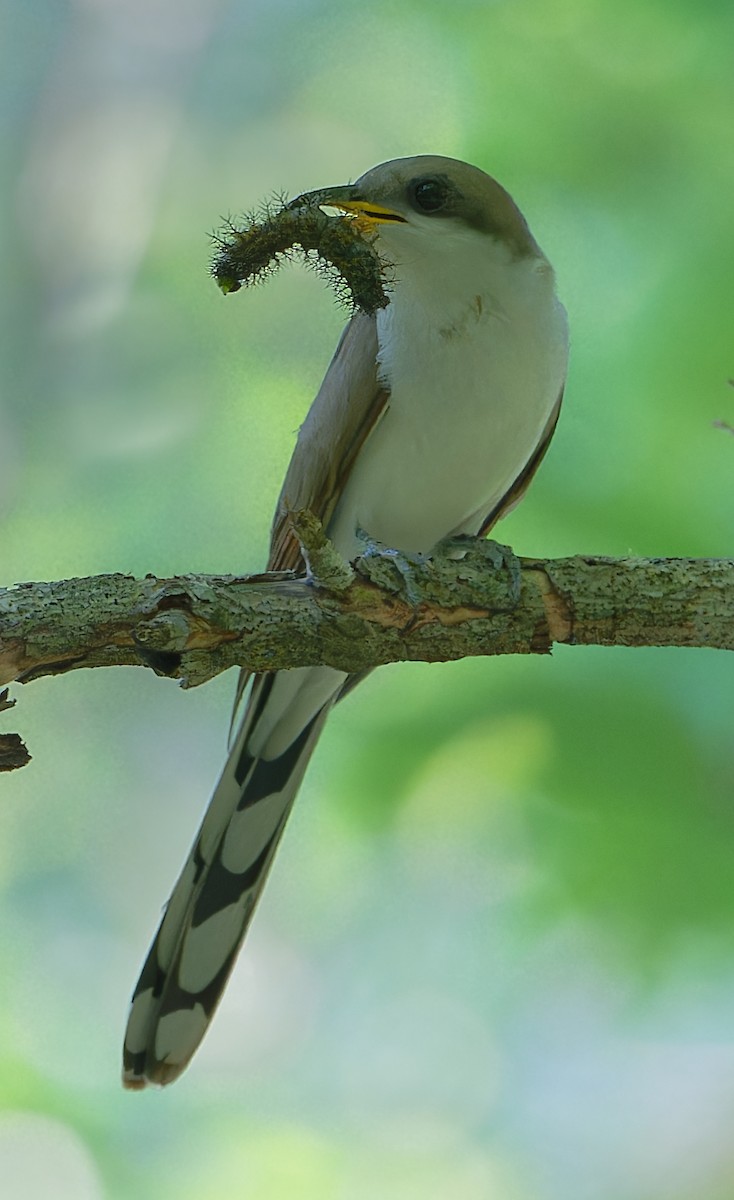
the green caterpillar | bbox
[210,197,392,315]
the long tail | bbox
[122,669,339,1088]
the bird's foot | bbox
[355,529,428,605]
[433,535,523,602]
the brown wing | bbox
[477,384,564,537]
[230,312,389,735]
[268,311,390,572]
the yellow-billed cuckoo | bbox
[123,155,569,1088]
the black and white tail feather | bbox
[122,673,335,1088]
[122,313,386,1089]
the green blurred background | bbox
[2,1,733,1197]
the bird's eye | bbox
[410,177,449,213]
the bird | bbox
[122,154,569,1088]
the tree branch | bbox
[1,543,730,706]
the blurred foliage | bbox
[1,1,733,1198]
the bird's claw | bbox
[433,535,523,603]
[355,529,427,605]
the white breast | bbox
[329,223,568,559]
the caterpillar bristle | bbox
[209,195,392,316]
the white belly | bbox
[329,258,568,559]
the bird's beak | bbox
[287,185,407,230]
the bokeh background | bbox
[2,1,733,1197]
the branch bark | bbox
[1,542,731,701]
